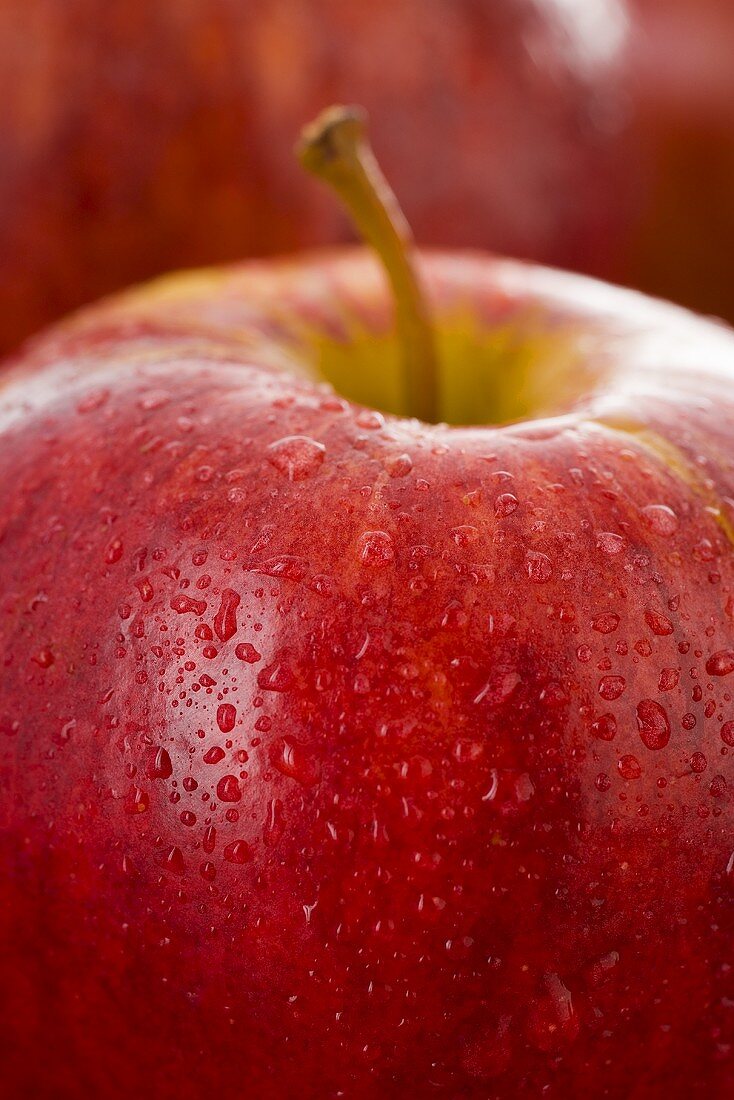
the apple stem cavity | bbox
[297,105,439,423]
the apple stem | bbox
[297,105,439,423]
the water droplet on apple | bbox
[254,555,307,581]
[266,435,325,480]
[356,410,384,430]
[451,525,478,548]
[710,774,727,797]
[494,492,518,517]
[706,650,734,677]
[618,754,642,780]
[385,453,413,478]
[592,714,617,741]
[104,538,124,565]
[147,746,173,779]
[200,861,216,881]
[642,504,679,537]
[216,775,242,803]
[636,699,670,750]
[525,551,552,583]
[235,642,261,663]
[264,798,284,845]
[357,530,395,567]
[163,846,185,874]
[170,594,207,616]
[592,613,619,634]
[596,531,625,555]
[644,609,674,636]
[217,703,236,733]
[256,661,294,692]
[124,785,149,814]
[203,745,225,765]
[691,752,707,773]
[598,675,626,701]
[223,840,252,865]
[213,588,240,642]
[658,668,679,691]
[270,736,321,786]
[136,578,154,602]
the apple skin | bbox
[624,0,734,321]
[2,248,734,1098]
[0,0,630,352]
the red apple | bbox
[0,0,630,352]
[2,228,734,1095]
[623,0,734,320]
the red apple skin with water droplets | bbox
[1,249,734,1097]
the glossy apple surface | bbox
[625,0,734,320]
[1,248,734,1096]
[0,0,630,352]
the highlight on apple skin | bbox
[1,241,734,1096]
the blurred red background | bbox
[625,0,734,320]
[0,0,733,352]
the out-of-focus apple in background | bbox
[0,0,631,353]
[4,1,734,346]
[625,0,734,321]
